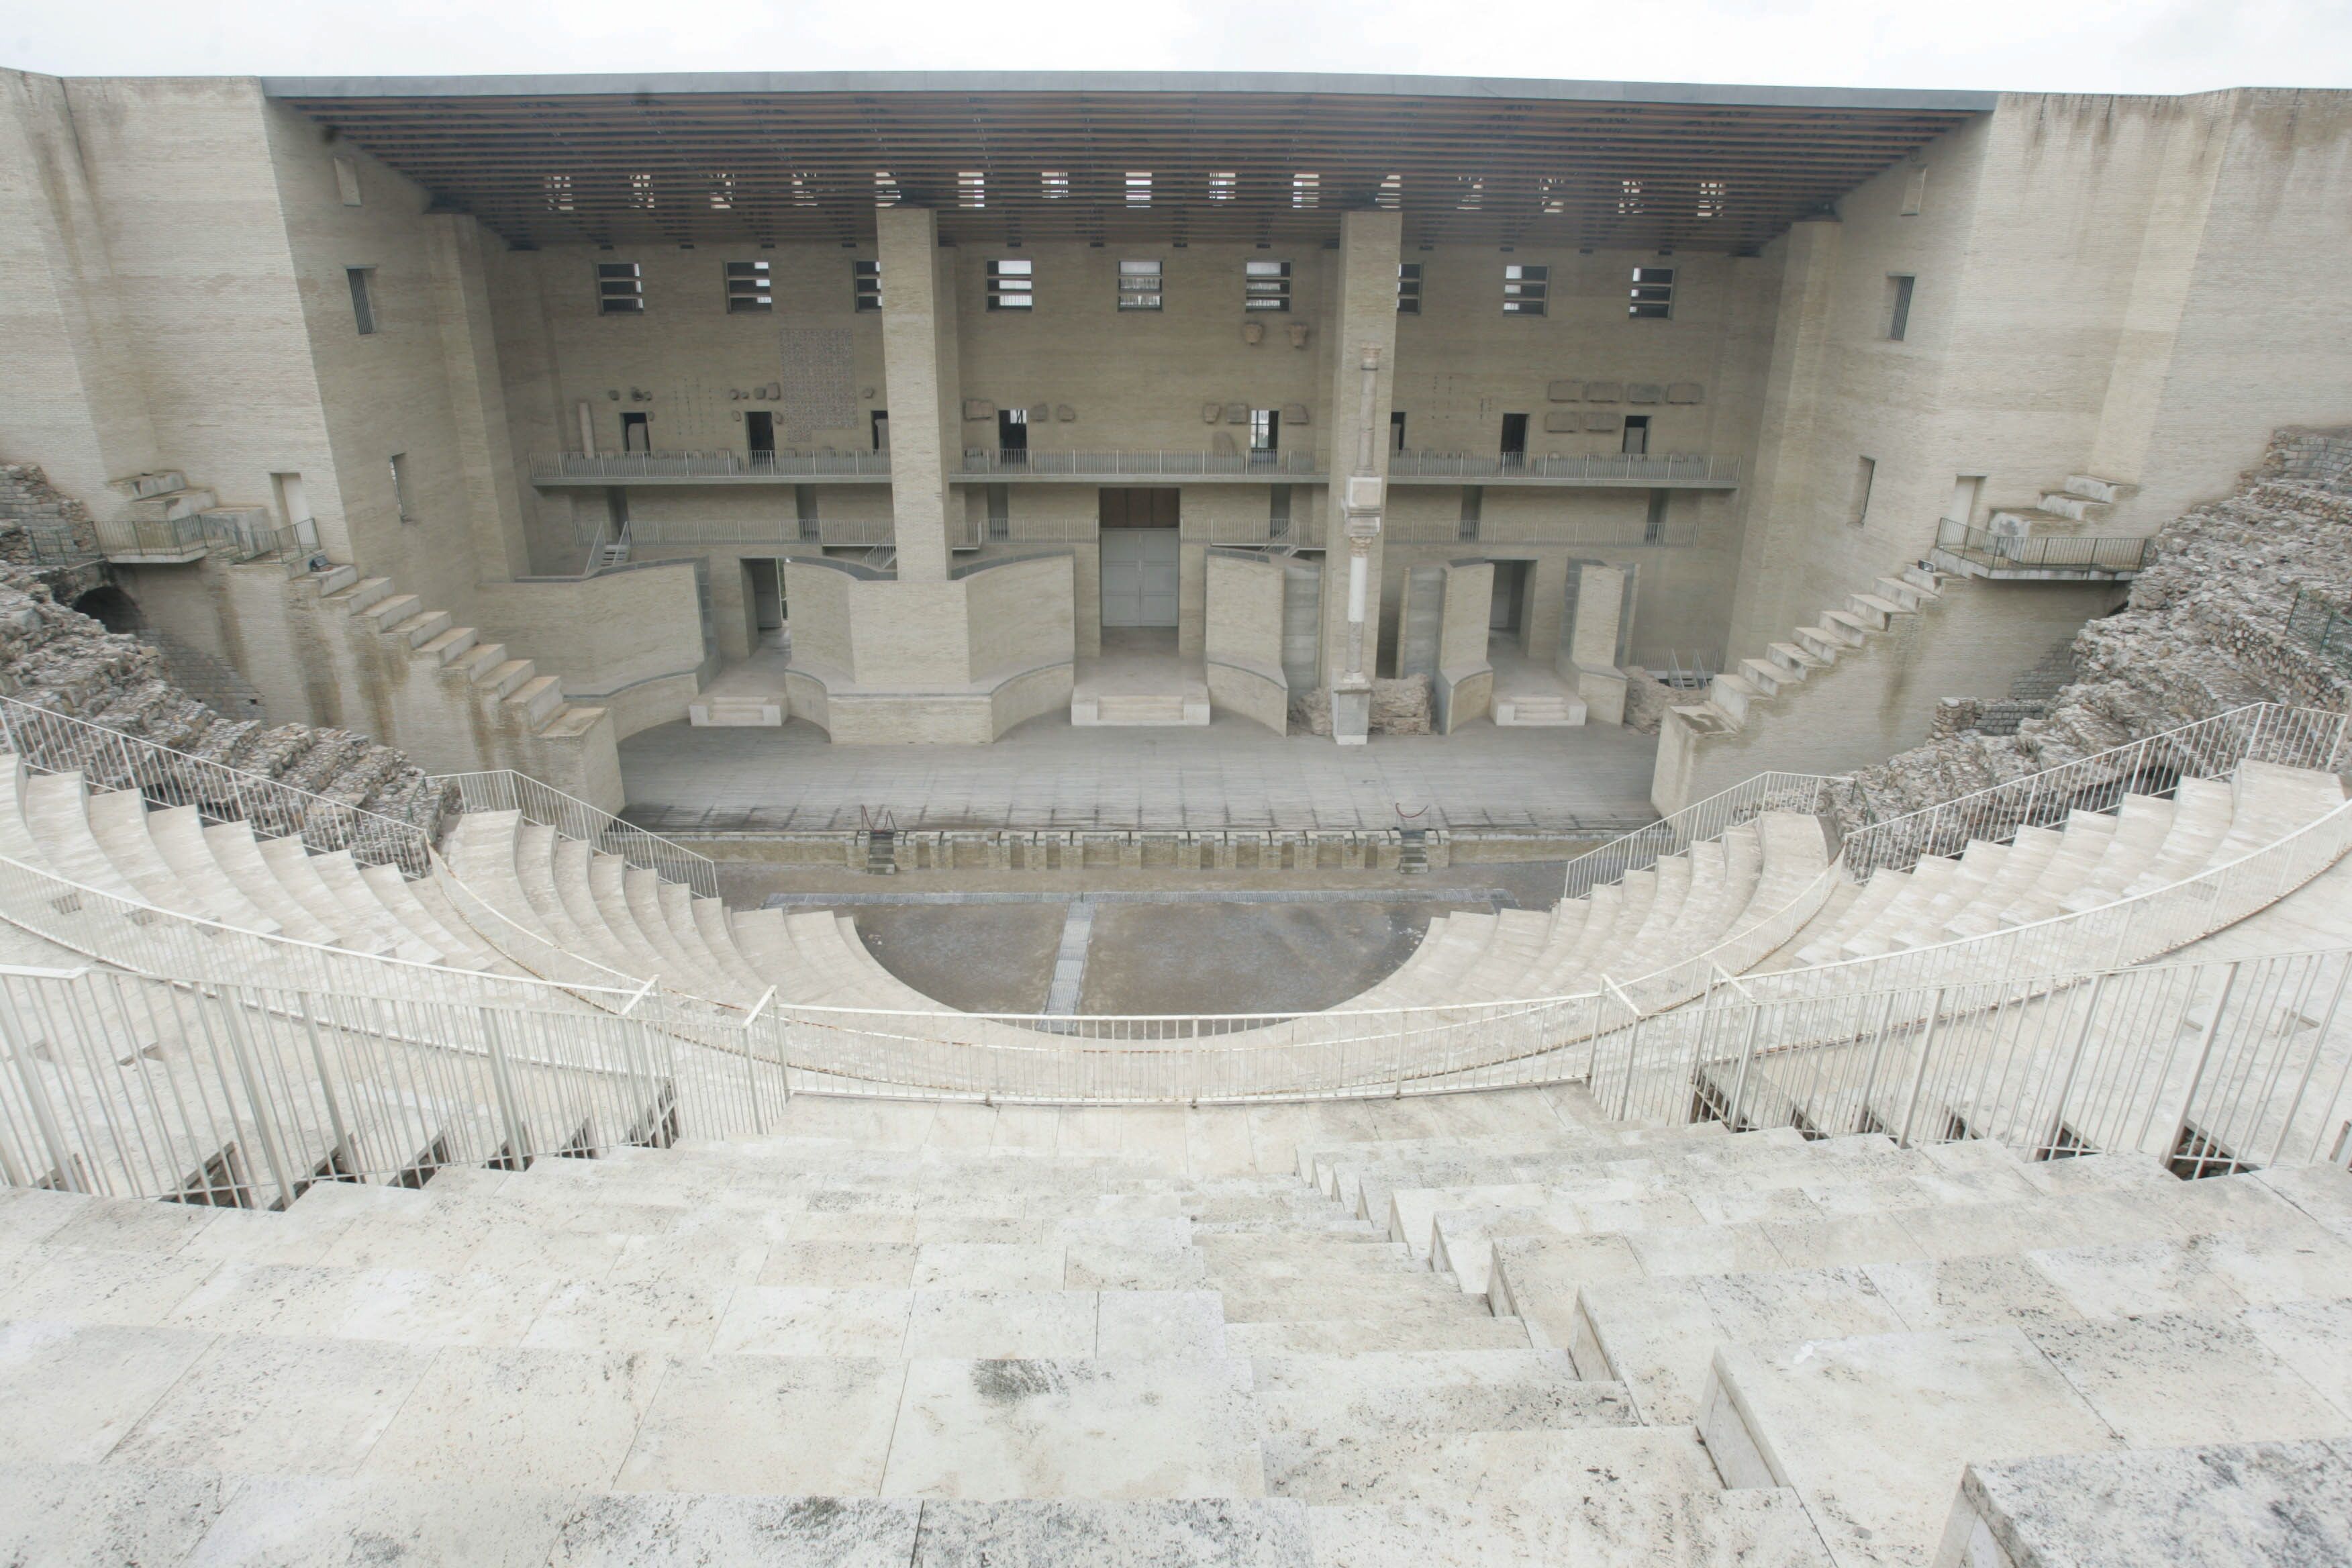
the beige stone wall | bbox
[782,560,854,674]
[473,560,712,736]
[962,554,1074,681]
[1657,577,2123,812]
[1204,550,1289,732]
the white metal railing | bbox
[1387,451,1741,484]
[533,452,893,482]
[1562,771,1842,899]
[0,693,437,875]
[0,961,791,1202]
[956,449,1324,479]
[1596,946,2352,1174]
[1837,702,2350,879]
[432,771,718,900]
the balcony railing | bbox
[955,449,1322,479]
[1932,518,2155,576]
[532,451,894,482]
[1387,451,1741,484]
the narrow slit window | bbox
[1118,258,1163,311]
[1629,266,1675,320]
[1887,275,1916,340]
[1502,264,1547,315]
[1396,262,1422,315]
[346,267,377,335]
[1269,484,1292,538]
[389,452,415,524]
[986,483,1011,540]
[853,258,881,311]
[1851,456,1876,527]
[726,260,773,313]
[1459,486,1483,542]
[1244,259,1291,311]
[1645,489,1669,544]
[597,261,644,314]
[987,258,1035,311]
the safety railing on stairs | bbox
[0,693,436,875]
[0,960,791,1204]
[432,771,718,899]
[1596,945,2352,1174]
[1561,771,1843,899]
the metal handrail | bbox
[432,771,718,899]
[533,451,895,481]
[0,692,437,876]
[954,449,1323,477]
[1387,451,1740,483]
[1560,771,1843,900]
[1932,518,2155,573]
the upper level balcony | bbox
[1928,518,2154,581]
[530,448,1743,492]
[1385,452,1741,489]
[532,452,892,487]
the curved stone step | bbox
[203,820,340,944]
[146,805,282,935]
[20,772,143,901]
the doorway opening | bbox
[1620,415,1650,456]
[997,407,1028,462]
[1500,413,1528,465]
[620,411,651,453]
[1098,487,1180,629]
[746,411,775,457]
[744,558,784,642]
[1488,559,1533,652]
[871,409,891,452]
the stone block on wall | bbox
[1547,380,1582,402]
[1583,413,1619,432]
[1584,381,1623,403]
[963,399,995,420]
[1542,412,1581,434]
[1667,382,1706,404]
[1627,383,1663,405]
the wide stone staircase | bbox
[1305,1110,2352,1566]
[1,1087,2343,1565]
[0,1094,1836,1567]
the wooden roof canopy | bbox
[265,71,1990,254]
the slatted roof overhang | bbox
[264,71,1993,254]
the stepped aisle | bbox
[0,1089,1832,1567]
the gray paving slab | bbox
[618,713,1659,834]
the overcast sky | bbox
[5,0,2349,94]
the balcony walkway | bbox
[618,703,1659,836]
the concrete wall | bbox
[1204,550,1289,732]
[962,552,1074,682]
[1432,559,1495,732]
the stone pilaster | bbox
[1316,210,1402,742]
[876,207,959,583]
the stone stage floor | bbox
[618,708,1661,835]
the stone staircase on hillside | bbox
[306,563,609,750]
[1651,565,1944,813]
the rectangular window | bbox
[853,259,881,311]
[745,410,775,455]
[597,261,644,314]
[1887,274,1916,341]
[1621,415,1650,456]
[346,267,377,335]
[726,260,773,313]
[1630,266,1675,320]
[1851,456,1877,526]
[1900,166,1928,217]
[1118,258,1163,311]
[1391,410,1407,451]
[1396,262,1422,315]
[1248,408,1280,454]
[620,411,650,453]
[1458,487,1483,542]
[987,258,1034,311]
[388,453,415,524]
[1244,259,1291,312]
[333,156,362,207]
[1269,484,1292,540]
[986,484,1011,540]
[1502,264,1547,315]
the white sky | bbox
[4,0,2349,94]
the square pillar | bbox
[877,207,960,583]
[1564,563,1632,724]
[1318,210,1403,743]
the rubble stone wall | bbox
[1831,428,2352,833]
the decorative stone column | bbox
[875,206,959,583]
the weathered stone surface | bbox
[1945,1438,2352,1568]
[1288,675,1432,737]
[0,556,450,844]
[1834,428,2352,834]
